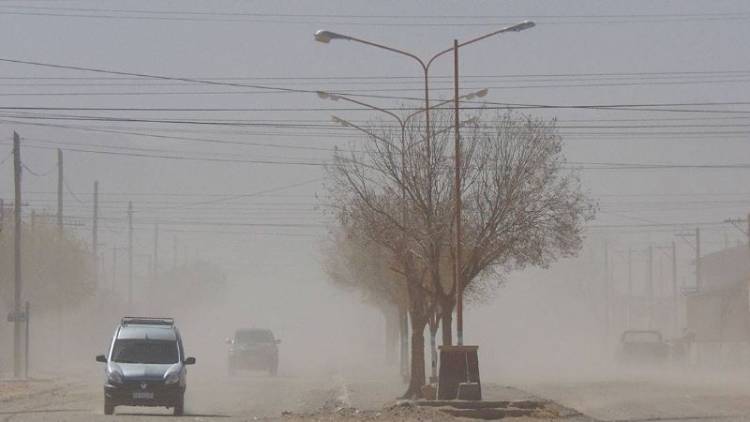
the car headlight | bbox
[107,371,123,384]
[164,372,180,385]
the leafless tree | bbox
[323,224,408,366]
[324,109,593,398]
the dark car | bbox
[227,328,280,376]
[96,317,196,416]
[617,330,669,365]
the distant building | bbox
[685,245,750,368]
[686,245,750,343]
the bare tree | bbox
[324,110,593,397]
[323,225,408,366]
[438,113,595,344]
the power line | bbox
[12,143,332,167]
[2,5,749,21]
[0,119,358,153]
[63,179,85,204]
[2,69,750,81]
[0,148,12,167]
[143,178,324,211]
[1,6,749,25]
[20,161,55,177]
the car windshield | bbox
[111,339,179,364]
[236,330,274,344]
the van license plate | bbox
[133,391,154,400]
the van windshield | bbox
[111,339,179,364]
[236,330,274,344]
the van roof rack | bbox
[121,317,174,326]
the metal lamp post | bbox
[315,20,534,344]
[315,21,535,398]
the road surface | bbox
[0,366,404,421]
[519,369,750,422]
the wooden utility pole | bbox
[672,241,679,335]
[173,235,177,270]
[57,149,63,234]
[127,201,133,309]
[648,245,654,329]
[153,223,159,281]
[13,131,23,378]
[695,228,701,291]
[93,181,99,281]
[604,240,610,345]
[627,248,633,327]
[112,246,117,292]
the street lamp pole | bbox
[315,21,534,345]
[316,23,534,396]
[453,39,464,346]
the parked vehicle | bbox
[95,317,196,416]
[227,328,280,376]
[617,330,670,365]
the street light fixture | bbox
[314,20,534,202]
[313,30,351,44]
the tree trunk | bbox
[399,306,409,381]
[428,315,438,383]
[384,308,398,366]
[441,310,453,346]
[402,312,426,399]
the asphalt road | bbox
[0,368,366,421]
[520,369,750,422]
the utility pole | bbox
[153,223,159,281]
[93,181,99,255]
[57,149,63,235]
[93,181,99,283]
[128,202,133,310]
[603,240,610,347]
[172,235,177,270]
[648,245,654,329]
[13,131,23,378]
[146,255,153,283]
[627,248,633,328]
[112,246,117,292]
[672,241,679,335]
[695,227,701,292]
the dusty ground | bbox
[0,368,579,421]
[517,368,750,422]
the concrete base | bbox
[437,345,481,400]
[457,382,481,400]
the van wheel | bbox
[104,397,115,415]
[173,393,184,416]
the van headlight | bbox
[164,372,180,385]
[107,371,123,384]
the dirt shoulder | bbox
[277,383,594,421]
[0,378,65,403]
